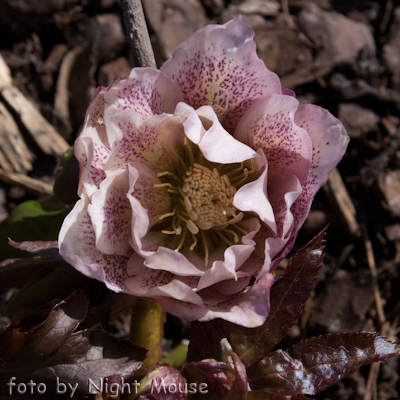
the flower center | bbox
[182,163,243,232]
[154,137,255,266]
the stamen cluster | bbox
[155,138,254,266]
[183,163,238,231]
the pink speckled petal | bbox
[144,247,204,277]
[74,85,118,197]
[197,244,254,291]
[103,68,184,146]
[214,276,252,296]
[127,163,172,256]
[233,150,277,234]
[269,173,303,239]
[87,168,131,256]
[292,104,349,229]
[75,127,111,199]
[160,15,281,132]
[157,298,208,322]
[159,273,275,327]
[269,234,297,271]
[184,105,259,163]
[125,253,174,296]
[197,218,261,290]
[135,231,178,258]
[58,193,130,292]
[82,85,112,141]
[235,94,312,185]
[198,273,275,327]
[282,87,296,97]
[147,280,204,307]
[105,111,182,174]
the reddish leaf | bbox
[0,257,61,291]
[247,332,400,396]
[3,260,137,329]
[184,339,248,400]
[0,291,146,399]
[219,339,248,400]
[188,228,327,369]
[187,319,226,363]
[80,291,138,330]
[184,359,233,400]
[4,263,93,321]
[0,290,88,364]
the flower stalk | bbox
[129,298,165,368]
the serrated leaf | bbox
[188,228,327,369]
[247,332,400,396]
[0,290,88,367]
[238,227,327,367]
[0,291,146,399]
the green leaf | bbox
[0,197,71,261]
[162,341,189,369]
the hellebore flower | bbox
[59,16,349,327]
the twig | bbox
[120,0,156,68]
[362,224,386,326]
[380,0,393,34]
[281,0,289,14]
[323,167,360,237]
[362,221,388,400]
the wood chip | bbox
[0,102,34,173]
[0,170,53,196]
[378,170,400,217]
[1,86,69,157]
[324,167,360,236]
[0,54,12,89]
[0,53,68,157]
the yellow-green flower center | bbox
[154,137,255,266]
[182,163,240,231]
